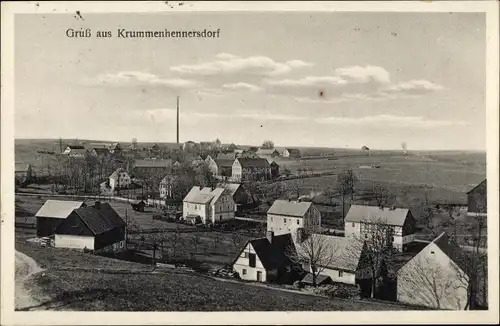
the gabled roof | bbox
[109,168,127,179]
[35,200,85,219]
[467,179,487,194]
[344,204,410,226]
[216,159,234,168]
[218,183,242,197]
[183,186,229,205]
[285,148,301,154]
[242,234,293,270]
[268,200,312,217]
[134,159,172,168]
[236,158,270,168]
[72,203,125,235]
[432,232,469,276]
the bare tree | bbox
[370,184,396,207]
[286,229,338,287]
[337,169,358,204]
[166,225,184,261]
[351,217,396,298]
[230,230,244,251]
[190,230,201,258]
[212,232,221,253]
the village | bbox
[14,133,488,311]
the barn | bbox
[35,200,86,237]
[54,201,126,253]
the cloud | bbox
[316,115,468,128]
[170,54,313,76]
[383,80,445,95]
[263,65,443,102]
[334,65,391,84]
[85,71,197,88]
[222,82,262,92]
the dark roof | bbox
[216,159,234,168]
[236,158,270,168]
[73,203,125,236]
[67,145,85,149]
[217,152,236,160]
[467,179,487,194]
[433,233,470,276]
[244,234,294,270]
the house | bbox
[133,159,172,178]
[217,183,250,209]
[293,233,370,286]
[282,148,301,159]
[205,155,217,174]
[130,200,146,212]
[35,200,86,237]
[232,158,271,182]
[109,142,122,154]
[54,201,126,253]
[15,162,33,186]
[232,232,295,283]
[215,159,234,178]
[239,150,260,159]
[62,145,85,155]
[256,148,281,158]
[225,143,239,152]
[109,168,131,190]
[217,152,236,160]
[267,200,321,236]
[159,175,177,199]
[397,232,470,310]
[467,179,486,217]
[344,205,417,252]
[182,186,235,224]
[268,159,280,179]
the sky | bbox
[15,12,486,150]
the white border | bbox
[1,1,499,325]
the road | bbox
[15,250,46,310]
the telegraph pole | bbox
[176,96,180,144]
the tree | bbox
[191,231,201,255]
[131,137,138,150]
[286,229,338,287]
[261,140,274,149]
[166,225,184,261]
[230,231,244,251]
[337,169,358,201]
[370,184,396,207]
[401,142,408,155]
[350,216,396,298]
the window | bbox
[352,222,355,227]
[242,269,247,275]
[284,218,287,223]
[338,271,344,277]
[297,219,300,225]
[249,253,256,267]
[242,252,249,258]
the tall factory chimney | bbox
[176,96,180,144]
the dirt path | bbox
[15,250,46,310]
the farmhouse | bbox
[215,159,234,178]
[467,179,486,217]
[62,145,87,158]
[344,205,416,252]
[397,232,469,310]
[267,200,321,236]
[35,200,86,237]
[15,162,33,186]
[109,168,131,190]
[133,159,172,178]
[282,148,301,159]
[54,201,126,253]
[232,158,271,182]
[130,199,146,212]
[256,148,280,158]
[294,233,370,286]
[182,186,235,224]
[232,232,295,283]
[62,145,85,155]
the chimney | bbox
[266,231,274,244]
[176,96,180,144]
[95,201,101,209]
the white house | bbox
[282,148,301,159]
[108,168,131,190]
[344,205,417,252]
[267,200,321,236]
[232,232,294,283]
[293,232,370,285]
[182,186,235,224]
[397,232,469,310]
